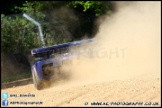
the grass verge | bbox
[1,71,32,83]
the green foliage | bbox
[1,14,42,54]
[1,1,113,54]
[67,1,112,16]
[2,2,40,54]
[14,1,43,12]
[1,1,72,54]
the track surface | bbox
[1,72,161,107]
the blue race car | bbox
[31,38,94,90]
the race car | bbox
[31,38,94,90]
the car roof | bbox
[31,38,95,55]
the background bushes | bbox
[1,1,114,82]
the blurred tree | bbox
[67,1,113,16]
[1,1,114,54]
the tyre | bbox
[32,67,44,90]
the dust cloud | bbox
[50,1,161,87]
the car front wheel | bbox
[32,67,43,90]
